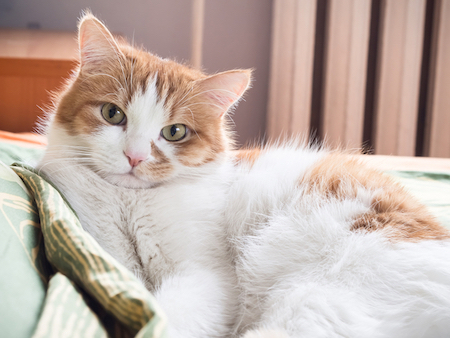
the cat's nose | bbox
[127,157,142,167]
[124,151,146,168]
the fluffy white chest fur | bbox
[40,146,240,337]
[40,147,233,281]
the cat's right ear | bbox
[78,11,122,73]
[195,69,252,118]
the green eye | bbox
[161,124,187,142]
[101,103,126,125]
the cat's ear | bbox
[77,12,122,73]
[196,69,252,117]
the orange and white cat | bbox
[38,13,450,338]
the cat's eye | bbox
[101,103,126,125]
[161,124,187,142]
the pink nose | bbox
[127,157,142,167]
[124,151,146,168]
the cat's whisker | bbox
[37,160,90,176]
[176,86,196,108]
[175,172,226,184]
[184,88,240,104]
[44,151,90,156]
[184,108,202,141]
[44,155,93,162]
[38,155,92,165]
[46,163,92,176]
[182,101,227,111]
[43,151,92,159]
[44,146,91,152]
[98,92,124,102]
[46,144,90,149]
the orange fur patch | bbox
[299,153,450,241]
[234,148,261,167]
[136,141,173,181]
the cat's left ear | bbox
[196,69,252,117]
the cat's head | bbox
[47,12,251,188]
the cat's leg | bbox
[154,266,237,338]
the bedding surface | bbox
[0,132,449,337]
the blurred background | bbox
[0,0,449,157]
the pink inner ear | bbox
[205,86,241,108]
[79,31,90,61]
[200,70,251,116]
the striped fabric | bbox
[11,164,168,338]
[32,273,110,338]
[0,161,51,338]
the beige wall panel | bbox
[426,0,450,158]
[322,0,371,148]
[267,0,297,140]
[190,0,205,69]
[290,0,317,137]
[267,0,317,141]
[374,0,426,155]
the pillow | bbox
[0,161,50,338]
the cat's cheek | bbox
[136,149,175,183]
[94,127,129,168]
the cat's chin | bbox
[104,172,158,189]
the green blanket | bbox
[1,140,449,337]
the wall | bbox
[0,0,272,146]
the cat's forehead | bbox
[119,49,203,122]
[126,74,168,134]
[122,48,204,105]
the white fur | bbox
[39,84,450,337]
[226,147,450,337]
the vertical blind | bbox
[266,0,450,157]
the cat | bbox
[38,12,450,338]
